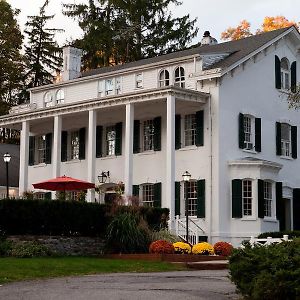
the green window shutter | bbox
[133,120,140,154]
[255,118,261,152]
[44,192,51,200]
[232,179,242,218]
[175,181,181,216]
[79,127,86,160]
[239,113,245,149]
[195,110,204,146]
[115,122,122,156]
[132,185,139,197]
[153,182,162,208]
[275,55,281,89]
[293,188,300,230]
[96,126,103,158]
[29,136,35,166]
[45,133,52,164]
[175,114,181,150]
[291,61,297,93]
[276,182,284,231]
[153,117,161,151]
[291,126,297,159]
[61,131,68,162]
[276,122,281,156]
[257,179,264,218]
[197,179,205,218]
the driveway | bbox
[0,270,239,300]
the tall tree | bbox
[63,0,198,70]
[222,16,299,41]
[24,0,63,88]
[0,0,24,111]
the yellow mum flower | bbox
[192,242,214,255]
[173,242,192,254]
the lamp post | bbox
[3,153,11,199]
[182,171,191,244]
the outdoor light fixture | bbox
[3,153,11,199]
[98,171,110,184]
[182,171,191,244]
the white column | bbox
[166,94,175,229]
[19,121,29,197]
[87,109,97,202]
[124,103,134,202]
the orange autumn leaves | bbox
[222,16,299,41]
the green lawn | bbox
[0,257,186,284]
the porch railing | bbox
[9,103,37,114]
[248,235,290,247]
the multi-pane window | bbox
[280,58,290,90]
[115,77,121,94]
[44,92,53,107]
[105,79,114,96]
[174,67,185,88]
[142,184,154,207]
[281,123,291,157]
[136,73,143,88]
[158,70,170,87]
[37,135,46,164]
[264,181,272,217]
[143,120,154,151]
[56,89,64,104]
[242,180,252,216]
[70,131,80,160]
[184,181,198,216]
[184,114,196,146]
[243,116,253,150]
[106,126,116,156]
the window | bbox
[105,79,114,96]
[37,135,46,164]
[243,115,253,150]
[184,181,198,216]
[143,120,154,151]
[158,70,170,87]
[70,131,80,160]
[280,58,290,90]
[264,181,272,217]
[184,114,196,146]
[115,77,122,94]
[142,184,154,207]
[281,123,291,157]
[99,77,122,97]
[136,73,143,88]
[242,180,252,216]
[106,126,116,156]
[56,89,64,104]
[174,67,185,88]
[44,92,53,107]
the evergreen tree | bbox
[63,0,198,69]
[24,0,63,88]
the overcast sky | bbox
[7,0,300,46]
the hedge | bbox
[258,231,300,239]
[0,199,169,237]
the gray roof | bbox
[0,144,20,187]
[81,27,291,78]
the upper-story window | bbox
[280,58,290,90]
[37,135,46,164]
[105,79,114,96]
[136,73,143,88]
[44,92,53,107]
[158,70,170,87]
[264,181,273,217]
[243,115,254,150]
[116,77,122,94]
[143,119,155,151]
[242,179,252,217]
[184,114,196,146]
[106,125,116,156]
[276,122,297,159]
[70,131,80,160]
[99,77,122,97]
[56,89,65,104]
[174,67,185,88]
[281,123,291,157]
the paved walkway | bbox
[0,270,239,300]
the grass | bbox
[0,257,186,284]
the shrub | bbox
[213,241,233,256]
[173,242,191,254]
[258,231,300,239]
[0,239,13,256]
[10,242,51,258]
[192,242,214,255]
[229,239,300,299]
[149,240,174,254]
[151,229,179,243]
[105,213,151,254]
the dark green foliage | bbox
[229,239,300,299]
[258,231,300,239]
[105,212,151,253]
[10,242,51,258]
[0,239,13,256]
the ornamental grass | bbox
[149,240,174,254]
[213,241,233,256]
[173,242,192,254]
[192,242,214,255]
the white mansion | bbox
[1,27,300,245]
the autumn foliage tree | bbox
[222,16,299,41]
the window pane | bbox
[70,131,79,160]
[281,124,291,157]
[174,67,185,88]
[184,114,196,146]
[264,181,272,217]
[242,180,252,216]
[142,184,154,207]
[184,181,197,216]
[37,135,46,164]
[143,120,154,151]
[106,126,116,156]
